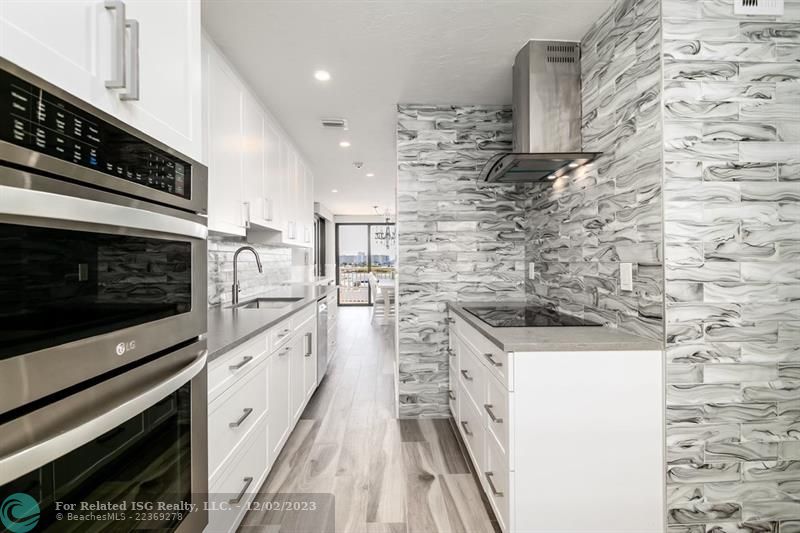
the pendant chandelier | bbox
[373,206,396,248]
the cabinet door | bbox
[241,91,265,227]
[289,334,305,423]
[268,345,291,457]
[206,45,245,235]
[302,325,317,401]
[0,0,100,103]
[98,0,202,159]
[262,119,281,230]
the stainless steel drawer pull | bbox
[460,420,473,436]
[446,348,455,357]
[104,0,126,89]
[229,408,254,428]
[460,369,473,381]
[120,19,140,101]
[484,404,503,424]
[228,476,254,505]
[229,356,253,371]
[448,389,456,401]
[279,346,291,356]
[484,353,503,367]
[278,328,291,338]
[304,332,313,357]
[485,471,504,497]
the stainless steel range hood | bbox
[480,40,601,183]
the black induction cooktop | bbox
[463,305,602,328]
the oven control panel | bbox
[0,68,191,199]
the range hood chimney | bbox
[479,40,600,183]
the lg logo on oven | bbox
[115,341,136,356]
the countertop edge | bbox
[207,285,336,362]
[447,302,664,352]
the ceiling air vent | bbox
[734,0,783,15]
[321,118,348,130]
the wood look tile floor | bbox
[239,307,497,533]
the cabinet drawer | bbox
[292,304,316,331]
[485,373,509,457]
[458,341,487,411]
[208,358,268,479]
[208,333,268,402]
[207,419,268,533]
[457,387,484,473]
[269,318,294,352]
[454,314,511,390]
[484,434,510,532]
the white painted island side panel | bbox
[512,349,664,533]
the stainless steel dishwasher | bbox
[317,298,329,380]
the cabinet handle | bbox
[446,348,455,357]
[445,317,455,324]
[484,472,504,497]
[229,355,253,371]
[279,345,291,356]
[104,0,126,89]
[460,420,472,436]
[120,19,140,101]
[278,328,291,338]
[304,332,313,357]
[228,476,254,505]
[243,201,251,229]
[484,404,503,424]
[484,353,503,367]
[460,369,473,381]
[229,408,254,428]
[448,389,455,401]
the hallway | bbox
[239,307,497,533]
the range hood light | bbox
[568,162,580,169]
[547,174,557,180]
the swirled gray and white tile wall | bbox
[660,0,800,529]
[396,105,522,417]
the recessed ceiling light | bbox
[331,189,339,193]
[339,141,351,148]
[366,172,375,177]
[568,162,580,169]
[547,174,558,180]
[314,70,331,81]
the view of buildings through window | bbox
[337,223,396,305]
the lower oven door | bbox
[0,340,208,533]
[0,168,207,415]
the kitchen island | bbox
[447,302,665,533]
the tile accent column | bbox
[662,0,800,529]
[396,104,524,418]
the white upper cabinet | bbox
[0,0,202,160]
[202,32,313,246]
[206,42,244,235]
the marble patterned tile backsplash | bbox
[207,237,292,307]
[524,0,665,343]
[661,0,800,529]
[396,104,524,418]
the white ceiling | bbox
[202,0,614,215]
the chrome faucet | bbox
[232,246,263,306]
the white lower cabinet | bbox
[206,302,321,533]
[449,311,664,533]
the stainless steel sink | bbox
[230,297,303,310]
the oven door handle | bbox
[0,185,207,239]
[0,347,207,485]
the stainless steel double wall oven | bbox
[0,59,209,532]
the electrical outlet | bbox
[528,262,535,280]
[620,262,633,292]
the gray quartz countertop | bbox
[207,284,337,362]
[447,302,663,352]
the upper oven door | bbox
[0,168,207,415]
